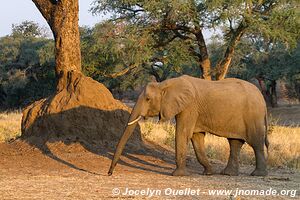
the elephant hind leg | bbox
[251,145,268,176]
[247,126,268,176]
[222,139,244,176]
[191,132,213,175]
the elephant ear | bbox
[159,76,195,121]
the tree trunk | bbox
[0,84,6,108]
[256,77,271,106]
[269,80,278,107]
[256,77,278,107]
[296,83,300,100]
[32,0,81,75]
[195,30,212,80]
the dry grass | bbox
[268,126,300,169]
[0,111,22,142]
[140,120,175,147]
[140,120,300,170]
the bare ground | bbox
[0,139,299,200]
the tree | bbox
[0,33,55,109]
[91,0,300,80]
[0,22,55,109]
[12,21,46,38]
[21,0,141,147]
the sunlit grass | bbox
[0,111,22,142]
[140,119,175,147]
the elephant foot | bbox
[221,167,239,176]
[203,168,213,175]
[172,168,190,176]
[251,168,268,176]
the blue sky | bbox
[0,0,103,36]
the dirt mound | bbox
[21,70,142,150]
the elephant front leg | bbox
[172,130,190,176]
[172,115,195,176]
[191,132,213,175]
[222,139,244,176]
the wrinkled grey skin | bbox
[108,75,269,176]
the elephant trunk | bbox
[108,100,142,176]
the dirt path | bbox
[0,141,299,200]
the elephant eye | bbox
[146,97,150,102]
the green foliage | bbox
[90,1,202,77]
[240,41,299,81]
[80,19,197,96]
[91,0,300,80]
[11,20,47,38]
[80,21,153,92]
[82,21,153,74]
[88,0,300,98]
[204,0,300,44]
[0,22,55,109]
[0,36,22,66]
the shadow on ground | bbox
[20,106,176,176]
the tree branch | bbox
[188,46,201,58]
[163,23,197,35]
[101,64,138,78]
[193,28,212,80]
[172,30,193,40]
[32,0,55,22]
[119,6,144,14]
[153,34,177,48]
[228,17,234,32]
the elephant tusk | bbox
[127,116,142,125]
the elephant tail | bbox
[264,112,270,156]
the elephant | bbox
[108,75,269,176]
